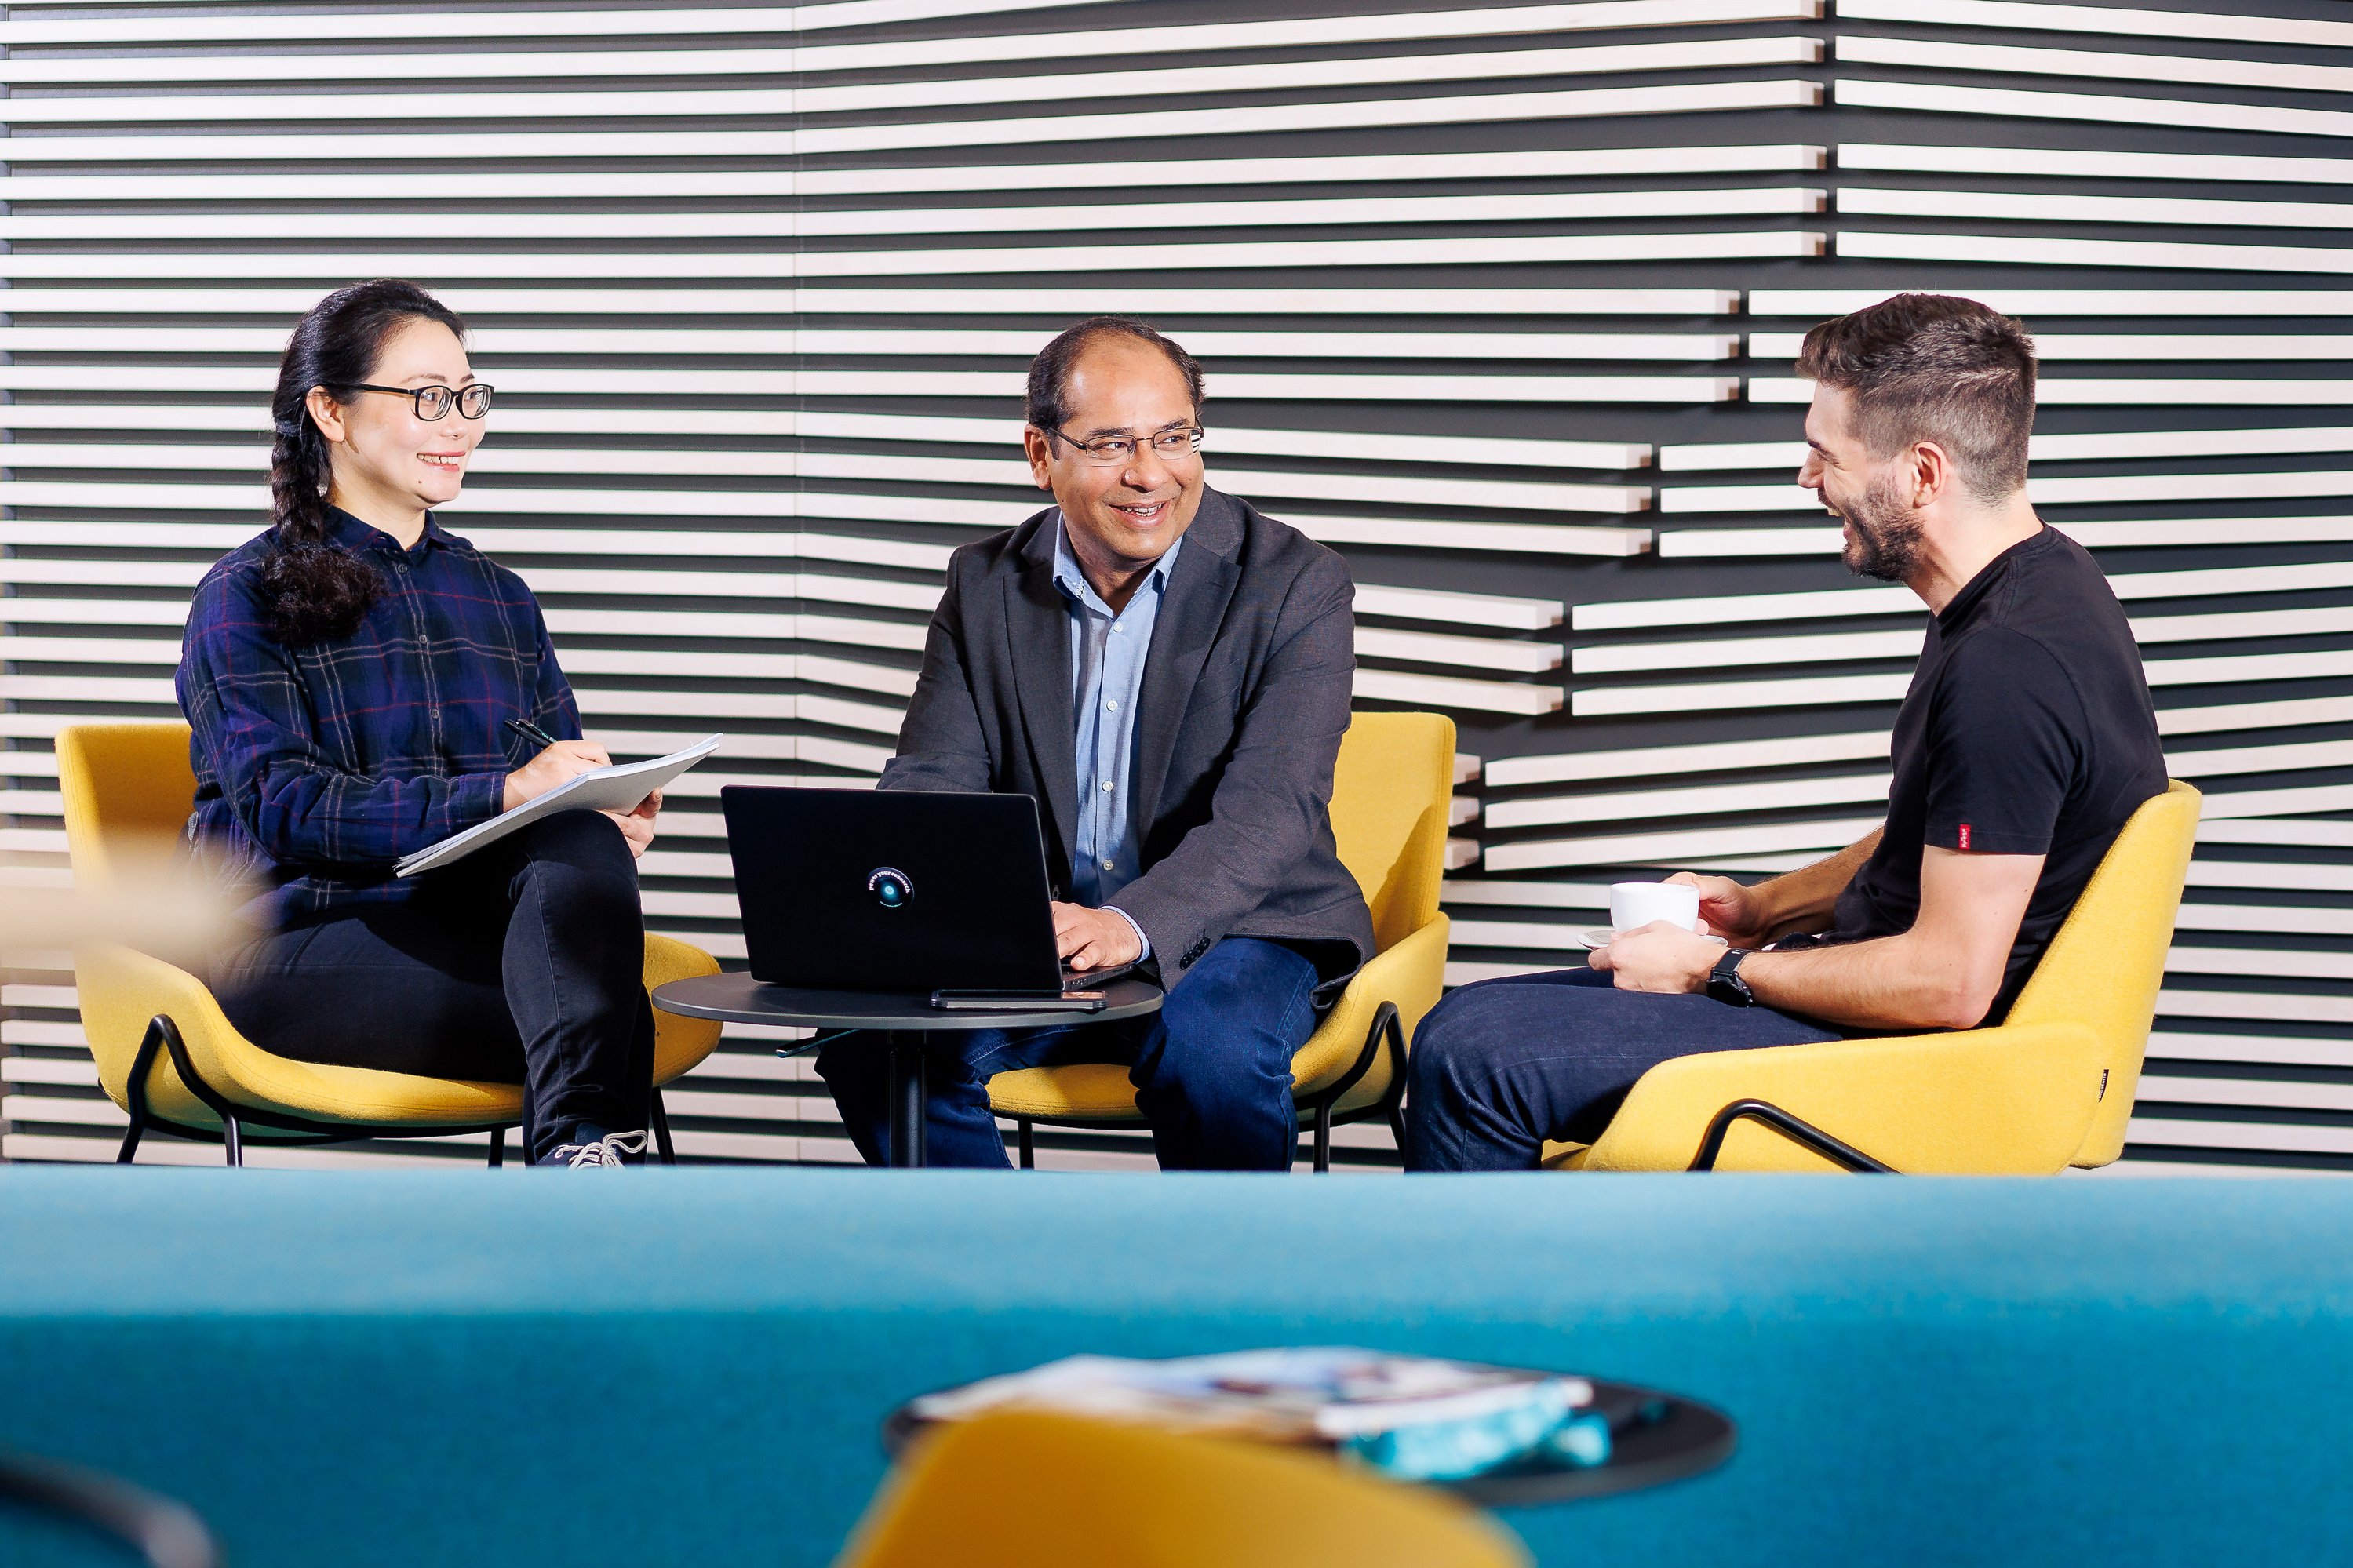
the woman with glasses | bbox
[176,278,662,1167]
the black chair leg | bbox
[486,1130,504,1168]
[115,1018,172,1165]
[220,1116,243,1167]
[650,1090,676,1165]
[1313,1101,1332,1173]
[1016,1119,1035,1170]
[1688,1099,1896,1173]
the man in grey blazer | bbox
[816,318,1375,1170]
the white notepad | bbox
[395,734,723,879]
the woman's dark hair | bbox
[261,279,468,644]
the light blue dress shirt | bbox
[1054,517,1184,959]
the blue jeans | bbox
[817,937,1321,1170]
[1404,966,1841,1171]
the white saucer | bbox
[1575,927,1728,950]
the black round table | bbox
[650,973,1164,1168]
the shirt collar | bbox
[1051,515,1184,613]
[322,504,447,558]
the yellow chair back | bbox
[57,722,200,885]
[836,1409,1525,1568]
[1331,711,1456,952]
[2005,780,2202,1168]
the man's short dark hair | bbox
[1025,316,1204,436]
[1795,293,2037,503]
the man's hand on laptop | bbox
[1053,901,1143,973]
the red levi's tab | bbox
[1958,824,1972,850]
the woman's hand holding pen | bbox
[501,715,658,855]
[502,739,610,811]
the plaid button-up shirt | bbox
[178,506,581,925]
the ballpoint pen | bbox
[504,716,561,750]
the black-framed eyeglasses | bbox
[349,383,494,420]
[1043,424,1204,465]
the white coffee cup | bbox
[1610,880,1701,935]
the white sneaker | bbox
[545,1130,650,1169]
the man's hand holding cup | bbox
[1588,879,1728,995]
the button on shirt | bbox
[1054,519,1182,958]
[177,506,581,926]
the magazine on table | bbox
[906,1347,1598,1448]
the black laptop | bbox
[719,787,1135,1000]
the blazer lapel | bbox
[1006,516,1080,872]
[1133,489,1244,836]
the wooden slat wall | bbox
[2,0,2345,1172]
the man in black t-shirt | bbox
[1406,293,2168,1171]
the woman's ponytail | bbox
[258,279,467,645]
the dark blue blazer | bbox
[880,486,1375,992]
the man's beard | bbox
[1837,473,1927,583]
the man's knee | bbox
[1404,1006,1475,1104]
[1162,940,1313,1035]
[1153,980,1308,1093]
[1139,1017,1299,1136]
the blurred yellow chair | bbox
[1546,781,2199,1175]
[57,722,723,1166]
[836,1408,1526,1568]
[989,711,1456,1171]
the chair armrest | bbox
[1579,1020,2106,1174]
[1289,915,1448,1098]
[74,944,238,1126]
[74,944,520,1128]
[644,933,724,1086]
[643,931,720,990]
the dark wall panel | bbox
[2,0,2344,1170]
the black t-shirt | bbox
[1818,527,2167,1024]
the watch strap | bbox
[1707,948,1754,1007]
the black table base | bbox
[650,974,1164,1170]
[886,1031,926,1169]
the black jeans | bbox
[1404,966,1842,1171]
[211,811,654,1162]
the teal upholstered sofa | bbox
[3,1170,2350,1566]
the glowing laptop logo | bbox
[866,867,913,909]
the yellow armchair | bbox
[58,722,723,1165]
[840,1409,1524,1568]
[989,711,1457,1171]
[1555,781,2201,1174]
